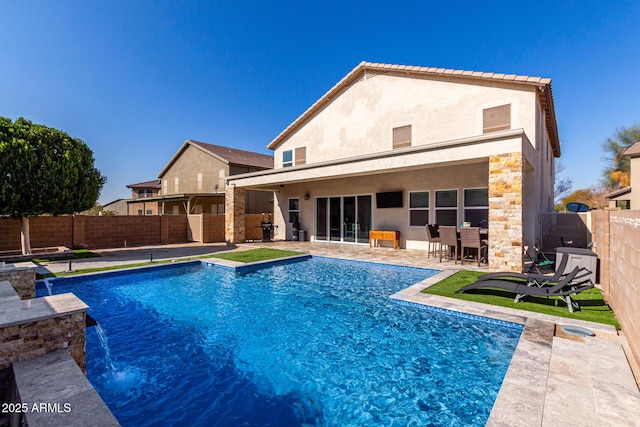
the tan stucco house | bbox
[226,62,561,271]
[129,140,274,216]
[127,179,162,215]
[606,142,640,210]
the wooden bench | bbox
[369,230,400,250]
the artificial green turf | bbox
[33,249,101,262]
[207,248,305,263]
[423,270,620,328]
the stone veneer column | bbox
[225,186,246,244]
[488,152,524,272]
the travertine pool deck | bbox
[18,241,640,426]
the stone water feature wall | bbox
[0,267,36,299]
[0,272,88,372]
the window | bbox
[145,189,152,197]
[295,147,306,165]
[137,209,143,215]
[483,104,511,133]
[197,173,203,191]
[464,188,489,227]
[137,190,144,198]
[435,189,458,226]
[393,125,412,149]
[409,191,429,226]
[288,198,300,224]
[172,205,179,215]
[616,200,630,210]
[146,209,153,215]
[283,150,293,167]
[163,180,168,195]
[174,177,179,193]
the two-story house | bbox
[126,179,162,215]
[225,62,561,272]
[151,140,274,215]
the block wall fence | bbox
[590,209,640,369]
[0,214,268,252]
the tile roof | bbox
[623,142,640,157]
[188,140,273,169]
[266,61,560,156]
[126,179,161,189]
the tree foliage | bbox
[560,187,608,211]
[0,116,106,252]
[601,123,640,188]
[554,161,572,204]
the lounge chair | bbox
[475,253,572,287]
[456,266,594,313]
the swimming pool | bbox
[40,257,523,426]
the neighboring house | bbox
[138,140,274,215]
[226,62,561,272]
[127,180,162,215]
[606,142,640,210]
[101,198,129,215]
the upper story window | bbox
[435,189,458,226]
[283,150,293,167]
[295,147,306,166]
[137,190,145,198]
[393,125,412,149]
[174,177,179,193]
[483,104,511,133]
[197,173,203,191]
[145,189,152,197]
[408,191,429,227]
[163,180,168,195]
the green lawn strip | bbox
[423,270,620,329]
[44,259,193,277]
[41,248,305,278]
[33,249,101,263]
[206,248,305,263]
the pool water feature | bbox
[40,257,523,426]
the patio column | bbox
[488,152,524,272]
[225,185,245,244]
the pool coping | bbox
[391,270,639,426]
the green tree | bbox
[0,117,106,254]
[601,123,640,188]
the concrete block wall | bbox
[245,214,267,241]
[202,214,225,243]
[0,215,191,252]
[601,210,640,366]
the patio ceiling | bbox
[228,129,527,190]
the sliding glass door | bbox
[315,195,372,243]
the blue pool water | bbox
[40,257,523,426]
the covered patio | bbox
[226,129,542,272]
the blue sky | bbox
[1,0,639,204]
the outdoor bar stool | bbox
[426,224,441,258]
[459,227,487,266]
[439,226,459,263]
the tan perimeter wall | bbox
[590,209,640,367]
[0,215,188,251]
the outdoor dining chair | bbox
[459,227,487,266]
[439,225,458,263]
[425,224,440,258]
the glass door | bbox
[315,198,327,241]
[356,195,372,244]
[329,197,341,241]
[343,196,356,242]
[314,195,372,244]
